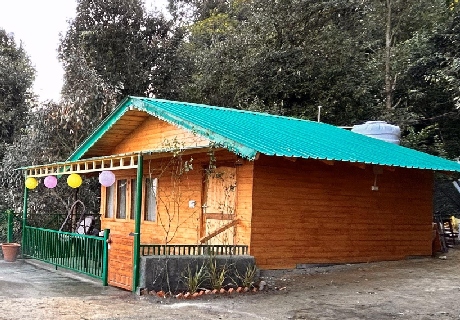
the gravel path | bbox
[1,248,460,319]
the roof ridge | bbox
[135,96,321,124]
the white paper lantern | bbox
[99,171,116,187]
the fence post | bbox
[21,186,28,236]
[102,229,110,286]
[132,153,143,293]
[7,210,13,243]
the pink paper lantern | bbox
[44,175,58,189]
[99,171,115,187]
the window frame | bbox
[101,175,158,223]
[102,176,135,221]
[115,179,128,219]
[143,177,158,222]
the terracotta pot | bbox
[1,243,21,262]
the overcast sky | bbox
[0,0,168,102]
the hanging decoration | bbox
[25,177,38,190]
[44,175,58,189]
[67,173,82,188]
[99,170,116,187]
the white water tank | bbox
[351,121,401,145]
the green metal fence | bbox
[0,210,9,244]
[22,226,109,284]
[140,244,248,256]
[0,210,22,258]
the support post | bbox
[7,210,13,243]
[132,153,143,292]
[102,229,110,286]
[21,187,29,257]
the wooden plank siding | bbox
[97,114,253,249]
[84,110,150,158]
[234,161,254,249]
[101,151,253,246]
[250,155,434,269]
[97,113,435,270]
[108,234,134,291]
[111,117,210,155]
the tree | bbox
[0,102,102,229]
[384,0,393,110]
[58,0,180,145]
[55,0,460,159]
[168,0,235,26]
[364,0,448,112]
[394,7,460,158]
[172,0,381,125]
[0,28,35,158]
[60,0,174,97]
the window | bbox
[105,184,114,218]
[105,178,129,220]
[104,177,157,222]
[116,179,127,219]
[144,177,157,221]
[130,178,137,220]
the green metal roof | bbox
[68,96,460,172]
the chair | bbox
[434,213,458,248]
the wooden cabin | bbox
[25,97,460,271]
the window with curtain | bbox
[130,178,137,220]
[144,177,157,221]
[116,179,127,219]
[105,184,114,218]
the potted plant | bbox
[1,243,21,262]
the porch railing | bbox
[140,244,248,256]
[22,226,109,283]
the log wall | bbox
[250,155,434,269]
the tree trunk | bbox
[385,0,392,110]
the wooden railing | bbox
[140,244,248,256]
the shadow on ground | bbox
[0,259,129,299]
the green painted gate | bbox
[22,226,110,284]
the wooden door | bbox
[202,166,237,245]
[108,234,134,291]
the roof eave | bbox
[133,98,259,160]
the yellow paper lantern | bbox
[25,177,38,190]
[67,173,82,188]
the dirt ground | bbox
[2,248,460,320]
